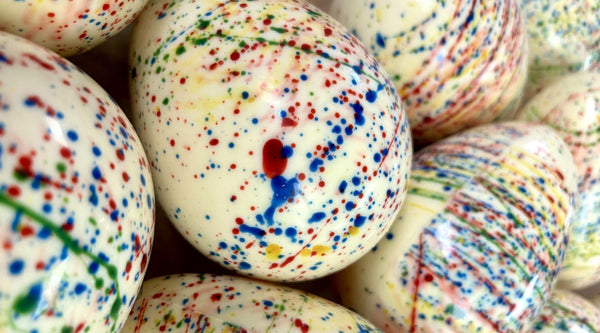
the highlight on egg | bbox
[129,0,412,282]
[0,31,155,332]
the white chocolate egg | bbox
[0,0,148,56]
[129,0,412,282]
[518,72,600,290]
[335,122,576,332]
[530,289,600,332]
[327,0,528,145]
[0,31,154,332]
[122,273,382,332]
[521,0,600,100]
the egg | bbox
[521,0,600,100]
[0,0,148,56]
[0,31,154,332]
[334,122,576,332]
[327,0,528,145]
[530,290,600,332]
[122,273,382,332]
[517,72,600,290]
[129,0,412,281]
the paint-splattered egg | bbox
[0,31,155,332]
[517,72,600,290]
[530,289,600,332]
[521,0,600,101]
[122,273,382,332]
[0,0,148,56]
[129,0,412,281]
[327,0,528,145]
[335,122,576,332]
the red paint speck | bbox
[170,139,175,147]
[7,185,20,197]
[324,28,332,36]
[60,147,71,159]
[210,293,222,302]
[230,51,240,61]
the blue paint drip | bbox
[338,181,348,194]
[309,158,324,172]
[262,176,299,225]
[308,212,326,223]
[239,224,266,237]
[376,33,386,48]
[350,103,365,125]
[366,90,377,103]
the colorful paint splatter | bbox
[123,273,381,332]
[521,0,600,100]
[531,290,600,332]
[0,0,148,56]
[335,122,576,332]
[328,0,527,145]
[129,0,412,281]
[518,72,600,290]
[0,31,155,332]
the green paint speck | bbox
[176,45,186,55]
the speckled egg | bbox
[327,0,528,145]
[0,0,148,56]
[521,0,600,101]
[517,72,600,290]
[0,31,154,332]
[122,273,382,332]
[334,122,576,332]
[530,289,600,332]
[129,0,412,282]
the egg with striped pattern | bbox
[327,0,528,145]
[335,122,576,332]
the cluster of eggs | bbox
[1,0,600,332]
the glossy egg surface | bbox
[130,0,412,282]
[0,31,154,332]
[530,289,600,332]
[518,72,600,290]
[327,0,528,145]
[122,273,382,332]
[0,0,148,56]
[521,0,600,100]
[335,122,576,332]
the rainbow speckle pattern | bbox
[123,273,382,333]
[129,0,412,281]
[335,122,576,332]
[0,0,148,56]
[327,0,527,145]
[0,31,155,332]
[521,0,600,100]
[518,71,600,290]
[531,290,600,332]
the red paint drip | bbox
[262,139,287,179]
[281,118,297,127]
[24,53,54,71]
